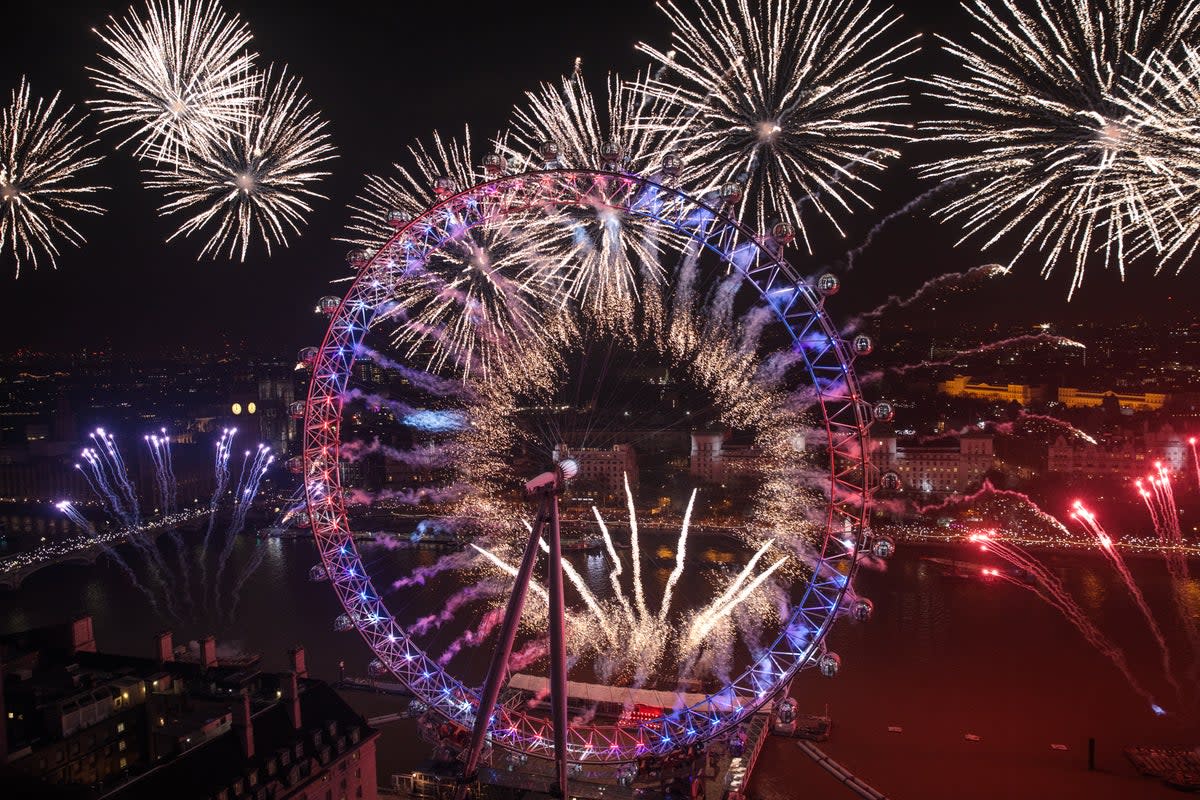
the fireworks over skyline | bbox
[146,64,336,260]
[1,78,106,277]
[922,0,1200,297]
[88,0,258,164]
[636,0,917,248]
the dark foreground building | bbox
[0,617,379,800]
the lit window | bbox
[116,722,125,733]
[118,740,126,752]
[119,757,127,769]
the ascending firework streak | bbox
[56,501,160,612]
[144,430,177,512]
[198,427,236,593]
[1135,468,1200,667]
[659,489,698,622]
[1069,502,1182,701]
[1191,438,1200,490]
[213,443,273,618]
[972,531,1159,710]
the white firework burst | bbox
[90,0,258,163]
[1111,44,1200,268]
[341,126,492,251]
[921,0,1200,297]
[146,65,336,261]
[1,78,106,277]
[636,0,916,245]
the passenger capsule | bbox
[334,614,354,633]
[661,152,682,179]
[297,347,319,369]
[538,140,560,166]
[600,140,624,170]
[433,175,457,197]
[719,181,744,204]
[286,456,305,475]
[873,401,895,423]
[817,652,841,678]
[851,598,874,623]
[288,401,307,420]
[880,471,903,492]
[816,273,840,296]
[852,334,873,356]
[308,564,328,581]
[386,209,412,229]
[346,249,370,269]
[316,296,341,316]
[871,534,896,560]
[771,221,795,245]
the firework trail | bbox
[688,555,789,642]
[843,263,1009,333]
[875,334,1085,378]
[78,447,133,526]
[89,0,258,163]
[147,64,336,261]
[973,532,1159,710]
[56,501,161,613]
[844,183,954,271]
[1070,502,1182,701]
[198,428,236,593]
[213,444,273,618]
[392,550,479,590]
[635,0,917,245]
[1191,437,1200,490]
[89,429,141,527]
[1,77,107,276]
[992,413,1098,446]
[146,428,191,608]
[1136,469,1200,668]
[534,529,614,642]
[624,472,649,618]
[920,0,1200,297]
[916,480,1072,539]
[659,488,698,622]
[594,505,633,617]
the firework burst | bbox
[340,126,492,251]
[921,0,1200,297]
[636,0,916,244]
[1112,43,1200,268]
[146,65,336,261]
[1,78,106,277]
[90,0,258,163]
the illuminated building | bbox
[1056,387,1168,412]
[553,443,638,494]
[938,375,1044,405]
[869,433,994,495]
[1047,423,1191,476]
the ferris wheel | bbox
[299,162,889,792]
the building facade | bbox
[869,433,994,495]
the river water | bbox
[2,524,1198,799]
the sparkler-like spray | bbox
[624,472,649,619]
[659,488,698,622]
[198,428,236,593]
[1070,502,1182,701]
[213,444,273,618]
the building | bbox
[688,432,763,486]
[870,433,994,495]
[1047,423,1191,477]
[1056,387,1169,412]
[553,443,638,495]
[1,620,379,800]
[938,375,1045,406]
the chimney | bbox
[200,635,218,669]
[233,694,254,759]
[71,615,96,654]
[288,646,307,679]
[154,630,173,665]
[283,671,301,730]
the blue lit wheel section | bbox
[302,169,875,763]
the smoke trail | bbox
[214,446,274,618]
[842,264,1009,334]
[356,344,477,399]
[844,184,956,272]
[880,334,1085,378]
[56,502,161,613]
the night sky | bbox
[2,1,1193,354]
